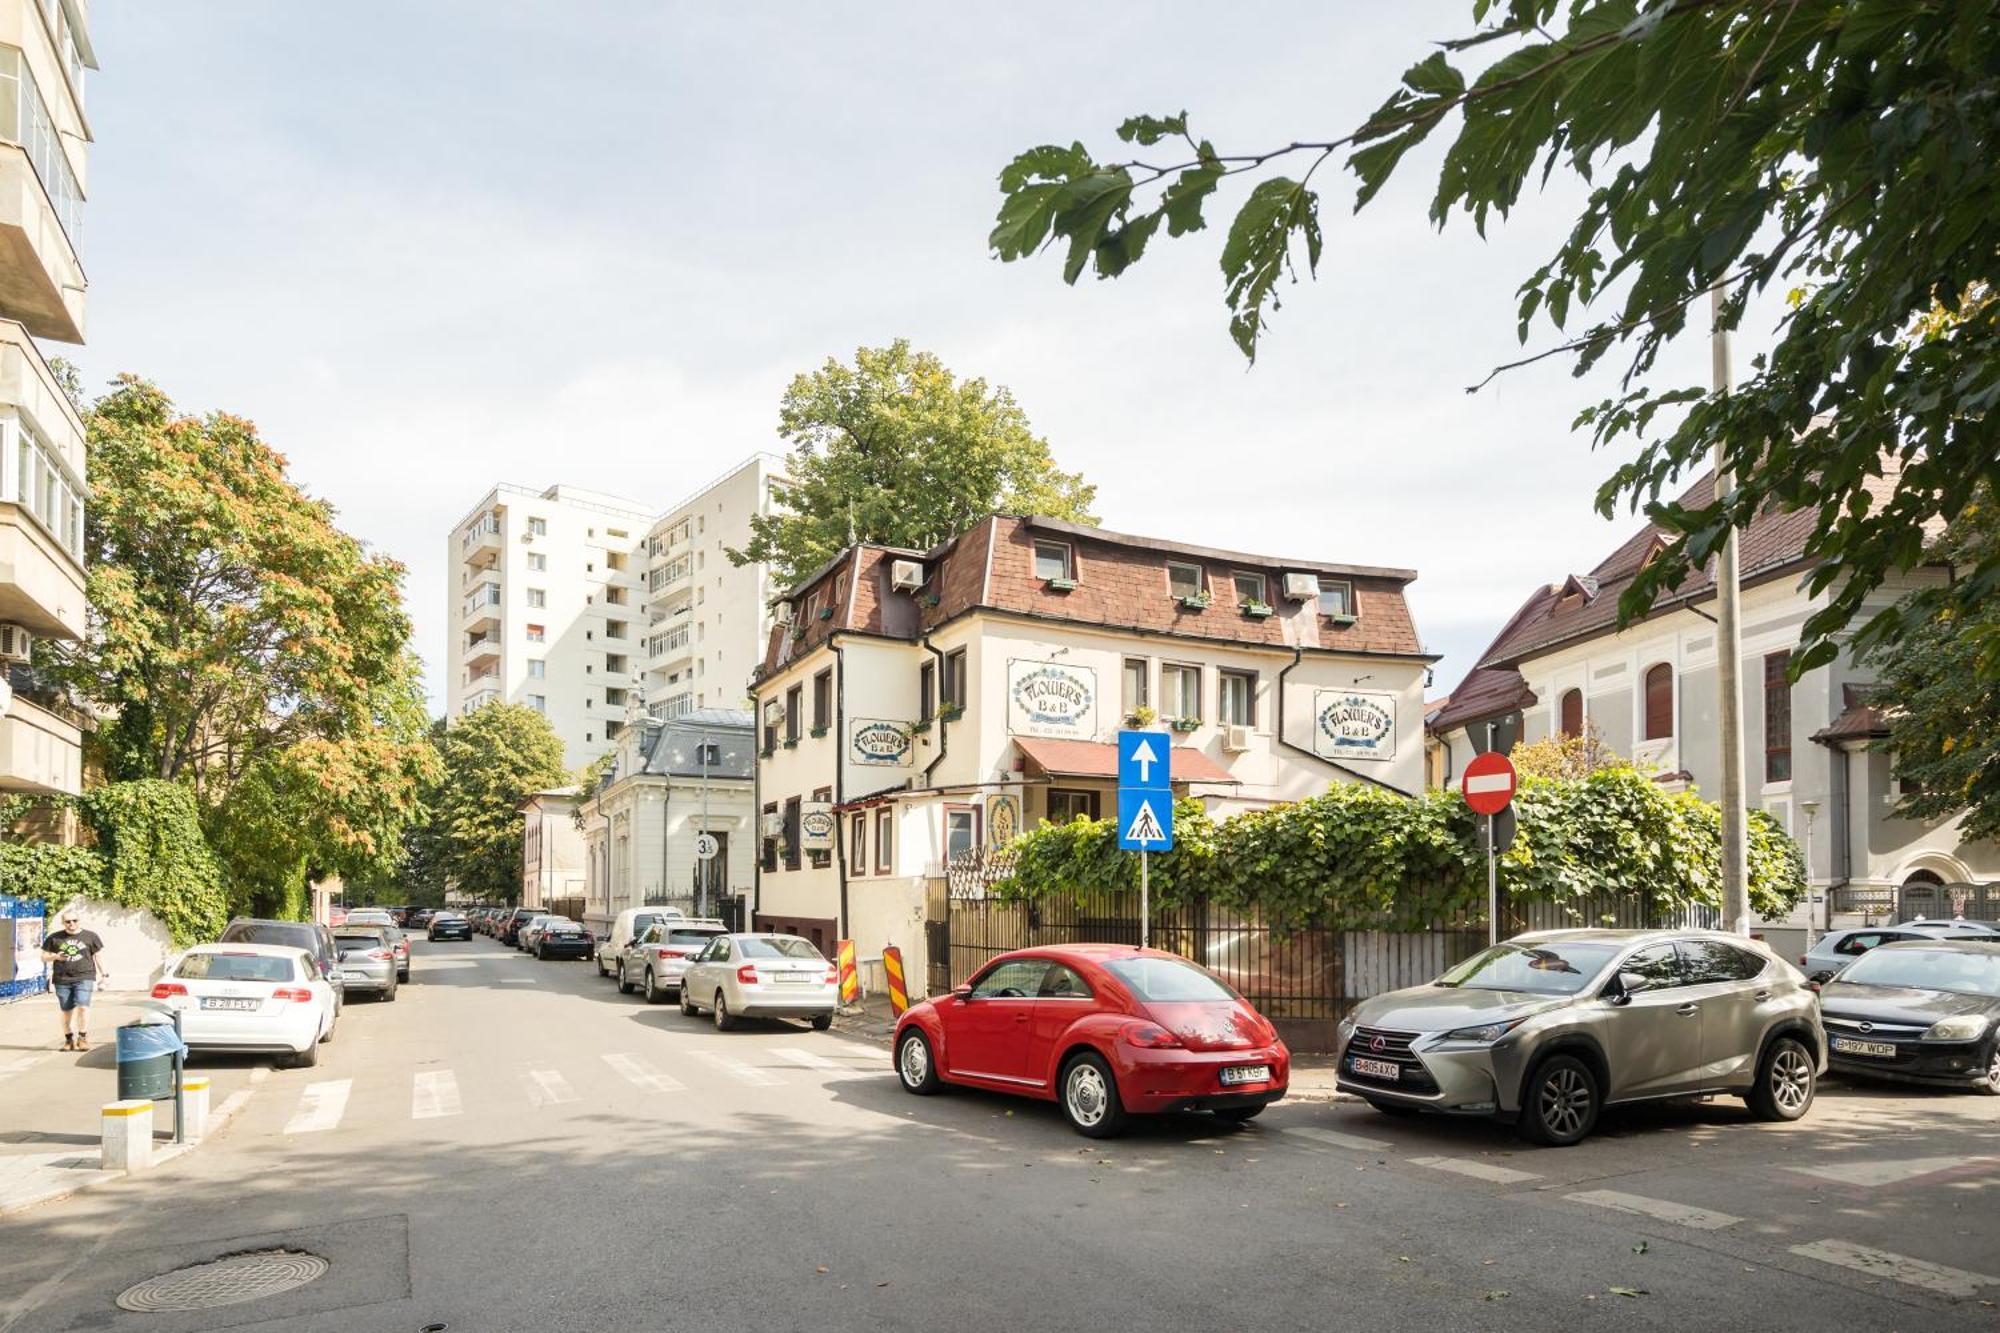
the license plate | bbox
[1831,1037,1896,1058]
[200,997,260,1011]
[338,971,369,982]
[1350,1056,1401,1080]
[774,973,817,984]
[1220,1064,1271,1087]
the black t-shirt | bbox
[43,929,104,983]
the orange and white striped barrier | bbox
[882,944,909,1017]
[836,939,859,1004]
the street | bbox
[2,937,1995,1332]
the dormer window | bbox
[1168,561,1205,599]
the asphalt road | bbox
[2,938,1996,1332]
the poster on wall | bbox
[985,793,1021,849]
[1006,659,1097,739]
[800,802,837,851]
[1312,688,1399,762]
[848,718,915,768]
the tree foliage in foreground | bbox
[729,340,1097,588]
[990,0,2000,676]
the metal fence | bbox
[1831,881,2000,922]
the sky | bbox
[76,2,1763,712]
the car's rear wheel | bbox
[595,953,609,978]
[810,1012,833,1032]
[1748,1036,1816,1121]
[617,962,636,995]
[679,986,699,1016]
[1366,1098,1419,1117]
[1212,1105,1264,1123]
[1518,1054,1599,1146]
[290,1036,320,1069]
[382,980,397,1003]
[644,969,664,1005]
[713,991,736,1032]
[1059,1052,1128,1138]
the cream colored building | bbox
[750,514,1433,973]
[0,0,92,811]
[639,453,785,718]
[445,484,654,768]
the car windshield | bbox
[178,953,296,983]
[1104,956,1235,1002]
[1434,941,1622,995]
[1838,948,2000,998]
[667,929,721,946]
[738,937,822,960]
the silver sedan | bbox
[678,933,837,1031]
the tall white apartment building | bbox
[0,0,95,820]
[639,454,785,718]
[446,483,654,768]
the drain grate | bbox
[116,1249,330,1312]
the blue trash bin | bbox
[115,1018,185,1101]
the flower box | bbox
[1176,594,1211,611]
[817,608,835,621]
[1326,612,1357,627]
[939,704,965,722]
[1044,577,1077,592]
[1169,717,1202,733]
[911,718,933,734]
[809,725,830,739]
[781,738,799,749]
[1242,601,1274,619]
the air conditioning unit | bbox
[1281,572,1319,602]
[889,559,924,592]
[762,698,786,724]
[773,601,795,626]
[0,623,32,663]
[1221,724,1253,753]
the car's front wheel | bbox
[1518,1054,1600,1146]
[643,970,665,1005]
[680,987,699,1017]
[1059,1052,1128,1138]
[617,962,636,995]
[1748,1035,1816,1121]
[897,1030,940,1094]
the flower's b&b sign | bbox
[849,718,914,768]
[1006,659,1096,739]
[1312,688,1398,762]
[800,803,837,851]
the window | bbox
[1317,578,1354,617]
[1834,930,1916,957]
[1122,658,1149,714]
[1040,964,1093,998]
[1219,669,1256,727]
[849,814,867,877]
[527,517,547,537]
[1167,561,1204,599]
[1046,789,1099,824]
[606,654,627,674]
[1643,663,1674,740]
[526,623,545,643]
[527,659,546,679]
[1559,688,1583,738]
[1034,540,1074,581]
[526,588,547,609]
[5,419,84,560]
[785,685,802,742]
[1163,663,1201,721]
[919,660,936,721]
[0,49,82,246]
[874,808,893,874]
[1618,944,1688,992]
[945,806,980,862]
[942,649,967,709]
[527,694,546,713]
[605,621,627,640]
[971,958,1049,999]
[1764,651,1792,783]
[605,687,627,707]
[782,797,801,871]
[695,741,721,767]
[527,552,547,572]
[1232,571,1267,606]
[1681,940,1767,983]
[761,803,779,872]
[812,670,832,731]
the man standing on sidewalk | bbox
[39,910,107,1051]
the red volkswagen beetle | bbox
[892,944,1290,1137]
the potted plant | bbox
[817,607,835,621]
[1176,592,1211,611]
[919,592,941,608]
[1044,576,1077,592]
[781,737,799,749]
[809,725,830,739]
[1241,600,1274,619]
[1125,704,1157,727]
[939,702,965,722]
[1170,716,1202,733]
[1326,612,1357,627]
[911,717,933,734]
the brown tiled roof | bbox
[1812,684,1892,743]
[1013,736,1239,784]
[1427,585,1553,733]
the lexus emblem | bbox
[1857,1021,1873,1034]
[1369,1035,1387,1053]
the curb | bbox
[0,1084,256,1216]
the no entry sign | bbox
[1461,750,1517,816]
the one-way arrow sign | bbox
[1119,732,1169,791]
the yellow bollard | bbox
[883,944,909,1017]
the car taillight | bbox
[370,949,393,961]
[825,966,839,984]
[273,987,314,1003]
[151,982,187,998]
[736,964,759,985]
[1123,1022,1184,1049]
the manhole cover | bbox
[116,1249,329,1312]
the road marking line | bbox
[603,1053,685,1093]
[412,1070,462,1119]
[1566,1189,1741,1230]
[284,1080,351,1135]
[1283,1126,1393,1152]
[1789,1155,1992,1187]
[1406,1155,1539,1184]
[0,1053,49,1078]
[498,978,537,985]
[1789,1239,1999,1298]
[524,1069,578,1106]
[690,1050,784,1087]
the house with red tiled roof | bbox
[748,514,1434,980]
[1428,469,1998,953]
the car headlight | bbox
[1336,1015,1356,1045]
[1439,1017,1528,1045]
[1922,1016,1988,1042]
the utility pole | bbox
[1712,286,1751,936]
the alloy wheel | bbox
[1539,1065,1591,1139]
[900,1035,929,1088]
[1065,1062,1109,1128]
[1985,1047,2000,1095]
[1771,1045,1813,1113]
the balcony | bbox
[0,47,84,343]
[461,515,501,567]
[465,632,501,670]
[462,586,501,633]
[0,678,81,795]
[461,688,501,714]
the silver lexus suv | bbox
[1335,929,1824,1146]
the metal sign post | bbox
[1139,851,1150,950]
[1462,745,1519,948]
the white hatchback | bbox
[151,944,337,1068]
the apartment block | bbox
[0,0,93,808]
[445,484,655,769]
[639,453,785,719]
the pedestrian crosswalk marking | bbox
[524,1068,578,1106]
[603,1052,685,1093]
[1790,1239,1999,1298]
[285,1080,351,1134]
[1283,1126,1392,1152]
[412,1070,461,1120]
[1406,1155,1538,1184]
[691,1050,784,1087]
[1566,1189,1740,1230]
[1789,1155,1989,1187]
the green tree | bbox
[429,703,570,904]
[729,340,1097,586]
[990,1,1999,677]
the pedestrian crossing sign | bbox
[1117,791,1173,851]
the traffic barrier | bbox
[101,1100,154,1172]
[180,1076,211,1143]
[836,939,859,1004]
[883,944,909,1017]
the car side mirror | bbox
[1607,972,1646,1004]
[952,984,974,1000]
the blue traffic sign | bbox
[1118,790,1174,851]
[1118,731,1170,791]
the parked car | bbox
[617,918,730,1002]
[1797,927,1933,985]
[331,926,399,1001]
[499,907,543,947]
[533,917,593,960]
[151,943,337,1068]
[218,917,347,1014]
[1334,929,1823,1146]
[594,907,683,978]
[1819,939,2000,1094]
[1903,918,2000,939]
[517,915,557,953]
[894,945,1290,1138]
[343,909,396,928]
[428,912,472,942]
[680,933,838,1031]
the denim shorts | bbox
[53,980,94,1011]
